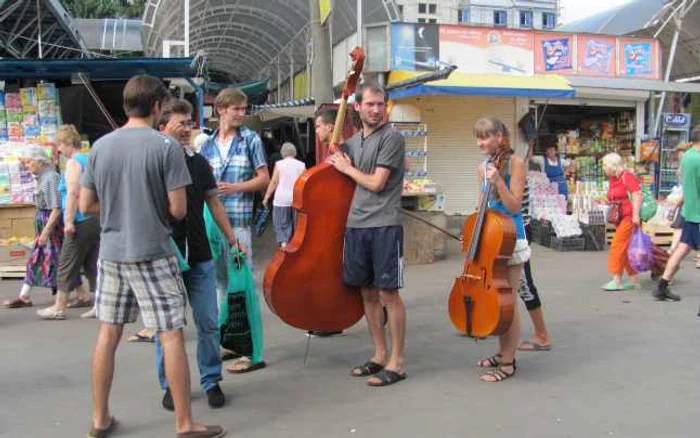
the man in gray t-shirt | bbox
[80,75,224,438]
[329,82,407,388]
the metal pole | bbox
[36,0,43,59]
[309,0,333,105]
[357,0,362,47]
[653,21,681,137]
[184,0,190,57]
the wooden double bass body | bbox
[263,163,363,331]
[263,48,365,332]
[447,152,517,338]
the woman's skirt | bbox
[24,209,64,289]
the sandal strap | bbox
[478,354,502,367]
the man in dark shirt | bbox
[156,99,240,411]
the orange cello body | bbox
[263,163,363,331]
[448,210,516,338]
[263,47,365,332]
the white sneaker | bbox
[81,307,97,319]
[37,306,66,320]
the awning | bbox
[251,97,316,122]
[0,57,198,80]
[387,70,575,100]
[566,76,700,94]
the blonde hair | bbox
[215,88,247,112]
[602,152,625,175]
[56,124,81,148]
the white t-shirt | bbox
[217,137,231,160]
[274,158,306,207]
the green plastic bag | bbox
[204,205,264,362]
[170,237,190,272]
[629,186,657,222]
[217,248,264,363]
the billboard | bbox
[577,35,617,77]
[390,23,440,71]
[439,25,534,75]
[619,38,660,79]
[535,33,574,74]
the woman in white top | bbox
[263,142,306,249]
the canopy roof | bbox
[142,0,399,82]
[0,0,90,59]
[0,57,197,80]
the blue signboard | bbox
[390,23,440,71]
[663,113,691,130]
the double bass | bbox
[263,48,365,332]
[447,146,517,338]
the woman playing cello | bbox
[474,117,530,382]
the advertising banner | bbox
[577,35,616,77]
[390,23,440,71]
[619,38,660,79]
[439,25,534,75]
[535,33,574,73]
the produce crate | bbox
[580,223,607,251]
[552,236,585,252]
[642,222,674,249]
[538,219,553,248]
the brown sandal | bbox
[477,354,502,368]
[4,297,33,308]
[480,361,516,383]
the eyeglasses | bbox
[178,120,194,128]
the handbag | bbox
[607,202,622,226]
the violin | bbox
[263,48,365,332]
[447,147,517,338]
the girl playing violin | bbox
[474,117,530,382]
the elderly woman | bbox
[262,142,306,249]
[602,153,643,291]
[3,146,64,309]
[37,125,100,320]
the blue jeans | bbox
[155,260,221,391]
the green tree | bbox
[62,0,146,19]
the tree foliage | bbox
[62,0,147,19]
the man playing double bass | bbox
[329,82,407,387]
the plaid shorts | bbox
[95,257,187,331]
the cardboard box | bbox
[0,243,31,266]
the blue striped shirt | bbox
[200,126,267,227]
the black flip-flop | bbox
[88,416,117,438]
[226,359,266,374]
[351,361,384,377]
[367,369,406,387]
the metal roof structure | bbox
[0,0,90,59]
[557,0,666,35]
[141,0,400,83]
[74,18,143,53]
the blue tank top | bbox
[59,153,90,223]
[483,159,526,240]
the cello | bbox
[447,146,517,338]
[263,48,365,332]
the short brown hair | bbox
[691,124,700,143]
[122,75,171,118]
[56,124,81,148]
[355,81,388,103]
[315,109,337,125]
[159,98,193,127]
[215,88,247,112]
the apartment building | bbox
[396,0,560,29]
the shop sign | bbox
[663,113,691,129]
[390,23,440,71]
[619,38,660,79]
[576,35,617,77]
[535,34,574,74]
[438,25,534,75]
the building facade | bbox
[396,0,560,30]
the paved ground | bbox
[1,232,699,438]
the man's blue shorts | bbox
[342,226,404,290]
[680,220,700,250]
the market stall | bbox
[0,57,201,273]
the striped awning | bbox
[387,70,575,100]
